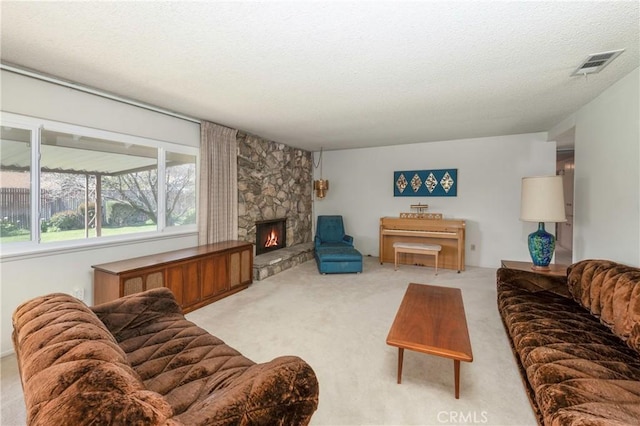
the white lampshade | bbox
[520,176,567,223]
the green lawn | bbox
[1,225,157,244]
[0,232,30,244]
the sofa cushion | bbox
[12,293,173,425]
[498,280,640,425]
[568,259,640,353]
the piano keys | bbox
[379,216,465,272]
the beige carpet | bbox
[1,257,536,425]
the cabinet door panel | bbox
[240,249,252,284]
[201,255,228,298]
[123,277,143,296]
[201,257,216,298]
[230,252,240,287]
[213,255,229,295]
[166,265,185,306]
[182,261,200,307]
[146,271,164,289]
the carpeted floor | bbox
[1,257,536,425]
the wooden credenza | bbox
[92,240,253,313]
[379,217,466,272]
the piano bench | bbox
[393,242,442,275]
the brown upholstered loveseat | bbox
[12,287,319,425]
[497,259,640,425]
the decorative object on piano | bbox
[410,203,429,212]
[400,213,443,219]
[394,169,457,197]
[520,176,566,271]
[314,147,329,199]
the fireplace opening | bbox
[255,218,287,256]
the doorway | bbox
[556,150,574,264]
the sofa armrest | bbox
[12,293,173,425]
[343,234,354,245]
[567,259,640,352]
[497,267,569,297]
[91,287,184,343]
[174,355,319,426]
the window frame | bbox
[0,112,199,259]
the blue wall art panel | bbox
[394,169,457,197]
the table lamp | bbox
[520,176,566,270]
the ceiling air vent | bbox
[571,49,625,76]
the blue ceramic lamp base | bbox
[528,222,555,271]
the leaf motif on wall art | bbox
[425,173,438,193]
[410,174,423,192]
[396,173,408,193]
[440,172,454,192]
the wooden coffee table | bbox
[386,283,473,398]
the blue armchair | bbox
[314,215,354,249]
[314,215,363,274]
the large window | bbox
[0,113,198,251]
[165,151,197,227]
[0,126,33,243]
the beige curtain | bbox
[198,121,238,244]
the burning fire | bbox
[265,229,278,248]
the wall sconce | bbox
[314,147,329,199]
[520,176,567,270]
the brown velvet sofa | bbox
[497,259,640,425]
[12,287,319,425]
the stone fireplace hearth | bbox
[236,132,314,279]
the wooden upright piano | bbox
[379,216,466,272]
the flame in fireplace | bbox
[265,229,278,248]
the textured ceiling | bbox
[1,1,638,152]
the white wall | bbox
[313,133,557,268]
[572,67,640,266]
[1,71,200,356]
[0,70,199,146]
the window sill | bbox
[0,228,198,263]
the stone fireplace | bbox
[255,218,287,256]
[236,132,315,279]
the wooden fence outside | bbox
[0,188,81,229]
